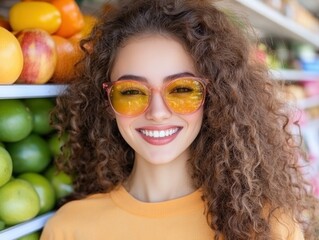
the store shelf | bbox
[219,0,319,48]
[0,212,54,240]
[296,95,319,109]
[0,84,67,99]
[271,69,319,81]
[299,0,319,17]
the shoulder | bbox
[42,192,114,234]
[52,192,113,219]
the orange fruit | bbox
[0,146,13,188]
[50,35,82,83]
[0,99,33,142]
[69,14,97,40]
[6,134,51,174]
[24,98,55,135]
[18,173,56,215]
[45,165,73,200]
[0,179,40,225]
[51,0,84,38]
[0,27,23,84]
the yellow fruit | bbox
[0,146,12,188]
[9,2,61,34]
[18,173,56,215]
[6,134,51,174]
[0,99,33,142]
[0,179,40,225]
[0,27,23,84]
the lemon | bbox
[0,146,12,187]
[0,179,40,225]
[18,172,56,215]
[6,133,51,174]
[0,99,33,142]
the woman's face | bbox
[110,34,203,165]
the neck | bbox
[124,152,195,202]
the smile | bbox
[136,127,182,145]
[140,128,179,138]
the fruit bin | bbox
[0,85,67,99]
[0,0,102,238]
[0,212,54,240]
[0,87,73,240]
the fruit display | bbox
[15,29,57,84]
[9,1,62,34]
[0,98,73,238]
[0,0,97,85]
[0,27,23,84]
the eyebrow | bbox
[116,72,195,82]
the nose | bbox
[145,92,172,121]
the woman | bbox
[41,0,318,239]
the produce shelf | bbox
[218,0,319,48]
[270,69,319,81]
[296,95,319,109]
[0,84,68,99]
[0,212,54,240]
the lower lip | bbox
[138,129,181,145]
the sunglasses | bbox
[103,77,207,117]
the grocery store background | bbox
[0,0,319,239]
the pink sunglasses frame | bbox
[102,77,208,117]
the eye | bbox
[170,87,193,93]
[121,88,146,96]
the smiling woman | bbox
[41,0,319,239]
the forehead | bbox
[110,34,196,83]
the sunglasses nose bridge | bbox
[145,88,172,120]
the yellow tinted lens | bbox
[110,81,150,116]
[164,78,204,114]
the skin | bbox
[110,34,204,203]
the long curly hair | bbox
[53,0,319,239]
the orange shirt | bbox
[40,186,304,240]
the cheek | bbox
[187,108,204,126]
[115,116,134,137]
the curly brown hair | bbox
[53,0,319,239]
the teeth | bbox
[140,128,179,138]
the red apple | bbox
[15,29,57,84]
